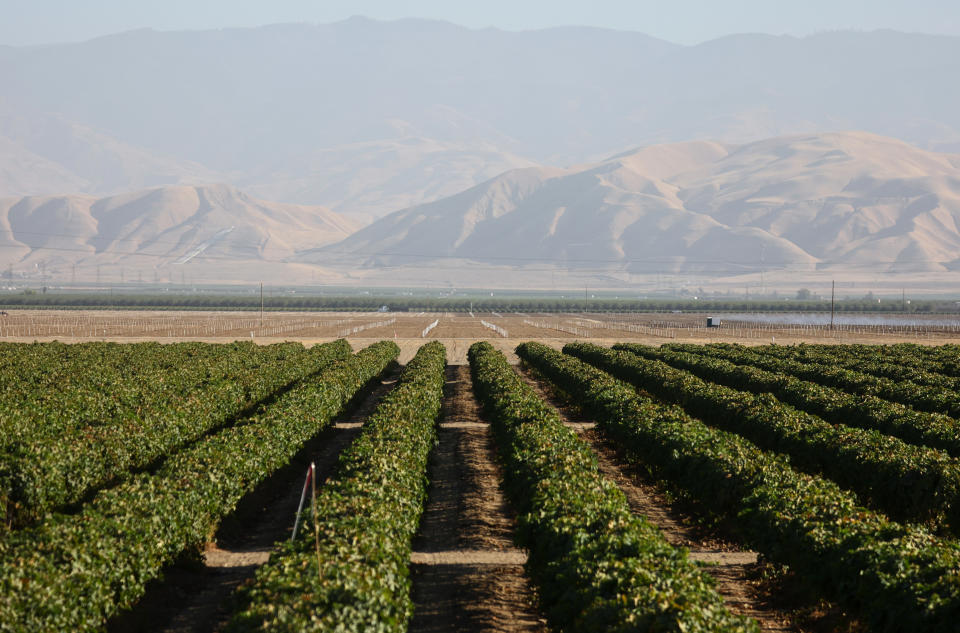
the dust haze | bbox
[2,17,960,293]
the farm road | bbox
[409,365,547,633]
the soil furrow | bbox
[107,367,401,633]
[409,365,547,633]
[518,366,795,632]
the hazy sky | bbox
[2,0,959,46]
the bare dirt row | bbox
[407,360,814,632]
[409,366,547,633]
[517,367,799,632]
[107,366,401,633]
[106,358,550,633]
[107,346,858,632]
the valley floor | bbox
[3,310,960,362]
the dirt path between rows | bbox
[108,366,401,633]
[409,366,548,633]
[518,366,796,632]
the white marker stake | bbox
[290,463,315,541]
[311,461,321,571]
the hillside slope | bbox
[307,133,960,275]
[0,184,357,282]
[3,21,960,217]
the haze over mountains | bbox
[304,132,960,284]
[3,18,960,289]
[3,19,960,210]
[0,184,357,282]
[6,132,959,288]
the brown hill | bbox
[307,132,960,276]
[0,184,357,283]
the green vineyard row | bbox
[742,342,960,376]
[616,343,960,459]
[674,342,960,417]
[0,341,399,633]
[750,343,960,389]
[516,341,960,632]
[469,342,756,632]
[0,340,352,526]
[566,342,960,532]
[228,341,446,632]
[0,341,299,441]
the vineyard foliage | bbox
[228,341,446,633]
[0,341,399,633]
[516,342,960,632]
[819,342,960,377]
[750,343,960,389]
[615,343,960,459]
[565,342,960,532]
[0,339,352,526]
[469,342,757,633]
[7,336,960,632]
[671,342,960,417]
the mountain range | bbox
[5,132,960,289]
[305,132,960,283]
[2,19,960,221]
[4,20,960,289]
[0,184,356,283]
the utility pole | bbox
[902,288,906,312]
[830,280,836,331]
